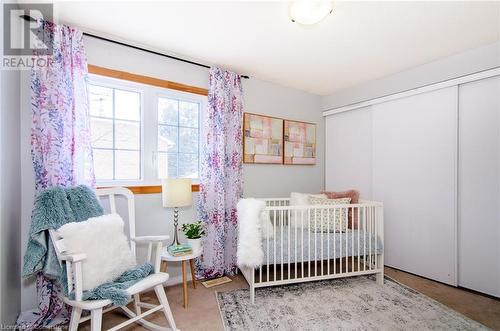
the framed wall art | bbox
[243,113,284,164]
[284,119,316,165]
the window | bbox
[157,97,200,179]
[87,73,205,186]
[89,84,142,182]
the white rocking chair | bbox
[48,187,178,331]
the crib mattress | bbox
[262,227,383,264]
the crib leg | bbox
[376,254,384,285]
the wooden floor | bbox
[77,266,500,331]
[385,267,500,330]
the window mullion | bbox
[112,88,116,181]
[177,103,182,156]
[142,86,156,184]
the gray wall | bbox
[1,68,22,324]
[0,7,22,325]
[19,36,323,310]
[243,78,323,197]
[322,42,500,111]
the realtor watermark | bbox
[2,3,54,69]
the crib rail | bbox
[240,198,384,303]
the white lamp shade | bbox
[161,178,193,208]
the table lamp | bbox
[162,178,193,247]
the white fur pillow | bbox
[57,213,137,291]
[290,192,326,206]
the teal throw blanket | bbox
[22,185,154,306]
[22,185,104,278]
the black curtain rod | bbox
[20,15,250,79]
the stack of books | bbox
[167,244,192,257]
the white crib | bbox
[239,198,384,303]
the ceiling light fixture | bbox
[289,0,334,25]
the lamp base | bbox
[169,206,181,247]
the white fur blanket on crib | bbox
[237,198,273,269]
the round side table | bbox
[160,247,202,308]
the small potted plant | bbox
[181,221,205,252]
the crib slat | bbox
[357,207,360,272]
[351,207,355,271]
[288,209,291,280]
[369,206,372,270]
[321,208,324,276]
[301,210,304,278]
[345,207,348,273]
[339,208,342,274]
[294,209,297,279]
[281,209,284,281]
[260,212,264,283]
[314,208,317,277]
[308,209,311,278]
[333,210,336,275]
[364,207,367,271]
[327,208,330,275]
[267,210,270,282]
[274,209,276,281]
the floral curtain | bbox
[16,20,94,330]
[197,67,244,278]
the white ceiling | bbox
[55,1,500,96]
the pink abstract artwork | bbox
[284,120,316,165]
[243,113,283,164]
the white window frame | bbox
[88,75,145,186]
[88,73,206,187]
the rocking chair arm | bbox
[60,255,86,301]
[60,252,87,262]
[131,235,170,243]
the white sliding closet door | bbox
[372,87,458,285]
[325,106,372,198]
[458,76,500,297]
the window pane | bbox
[90,118,113,148]
[158,125,178,152]
[179,127,198,153]
[115,120,140,150]
[115,150,140,179]
[93,149,113,180]
[89,85,113,118]
[178,153,198,178]
[115,89,140,121]
[158,98,178,125]
[179,101,199,127]
[158,152,178,178]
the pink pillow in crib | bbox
[321,190,360,229]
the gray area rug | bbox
[216,276,488,330]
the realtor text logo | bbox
[3,3,53,69]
